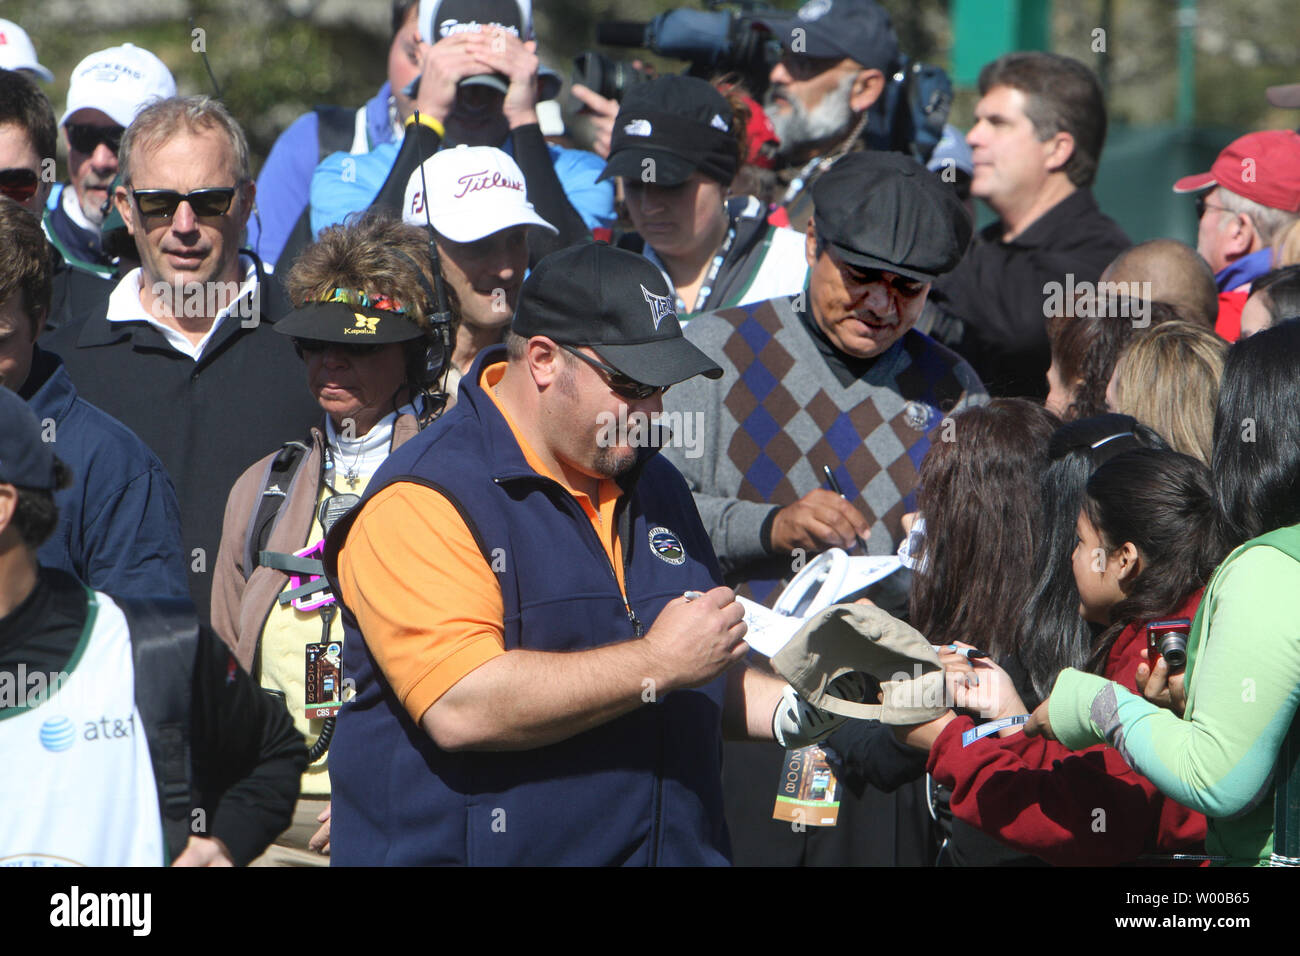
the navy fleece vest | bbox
[324,348,731,865]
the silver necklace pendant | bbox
[345,468,360,490]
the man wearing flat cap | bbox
[662,150,986,865]
[322,242,861,865]
[664,150,985,597]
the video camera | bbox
[573,1,780,101]
[572,1,952,165]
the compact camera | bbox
[1145,618,1190,671]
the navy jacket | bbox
[324,347,732,866]
[21,347,188,600]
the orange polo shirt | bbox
[336,361,625,724]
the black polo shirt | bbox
[931,188,1131,400]
[41,258,320,622]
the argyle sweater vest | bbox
[663,295,987,605]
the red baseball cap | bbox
[1172,130,1300,213]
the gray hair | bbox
[119,95,250,186]
[1218,187,1300,246]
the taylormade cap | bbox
[771,603,949,724]
[0,20,53,83]
[758,0,899,71]
[0,388,58,490]
[403,145,556,242]
[60,44,176,128]
[418,0,560,101]
[812,151,973,283]
[600,76,739,187]
[1172,130,1300,214]
[511,243,723,387]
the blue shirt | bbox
[1215,246,1274,292]
[248,82,400,269]
[24,347,189,600]
[310,133,615,237]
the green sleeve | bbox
[1048,547,1300,819]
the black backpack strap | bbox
[273,106,356,284]
[119,596,200,865]
[242,440,311,581]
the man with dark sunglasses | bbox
[0,195,186,602]
[43,96,320,623]
[46,44,175,279]
[322,243,847,865]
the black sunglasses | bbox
[1193,194,1234,220]
[838,261,927,295]
[0,168,38,203]
[65,122,124,155]
[131,186,238,219]
[293,337,388,359]
[560,344,668,400]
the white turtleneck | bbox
[324,399,420,491]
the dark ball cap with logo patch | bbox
[812,151,973,283]
[757,0,899,71]
[511,243,723,387]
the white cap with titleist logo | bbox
[60,43,177,128]
[0,19,54,83]
[403,144,557,243]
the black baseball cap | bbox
[274,299,427,345]
[600,76,738,188]
[760,0,899,70]
[811,151,973,283]
[512,243,723,387]
[0,388,58,490]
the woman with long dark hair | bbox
[899,440,1215,863]
[908,400,1058,670]
[1018,415,1168,704]
[828,399,1059,866]
[1031,319,1300,865]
